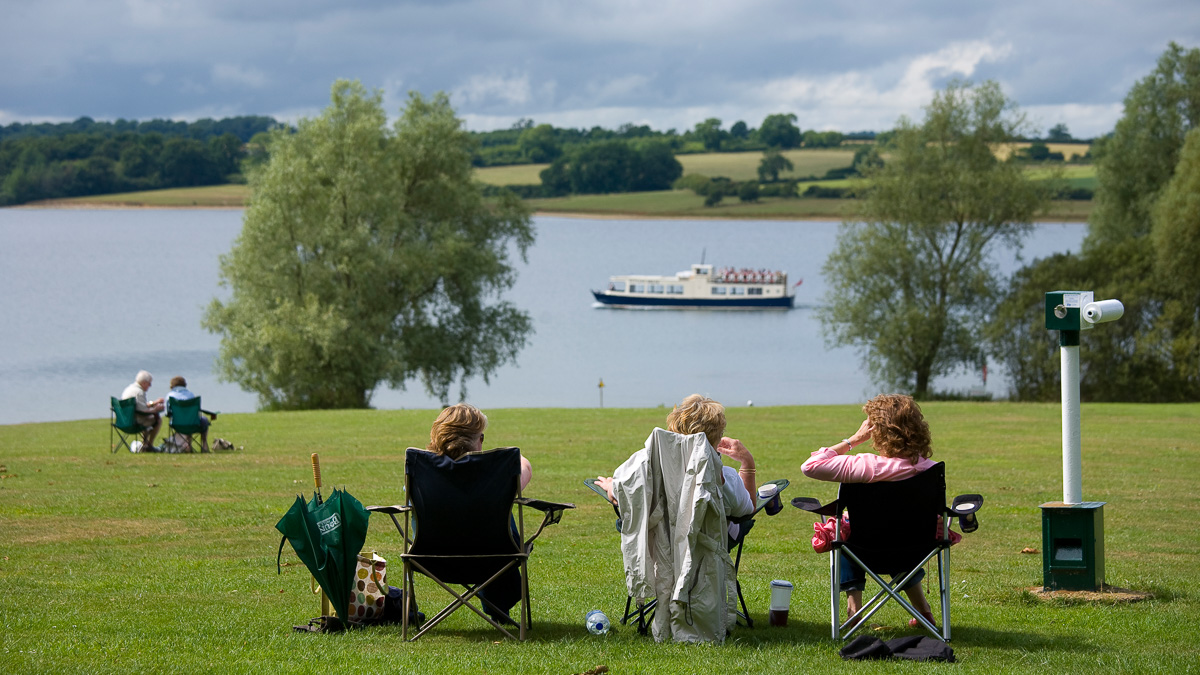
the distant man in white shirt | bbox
[120,370,164,451]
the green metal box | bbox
[1040,501,1105,591]
[1045,291,1094,331]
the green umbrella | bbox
[276,487,370,626]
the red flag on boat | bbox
[794,278,804,287]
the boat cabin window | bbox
[693,265,712,276]
[730,286,745,296]
[649,284,664,293]
[667,285,684,294]
[747,287,763,296]
[609,281,626,292]
[711,287,727,295]
[630,284,645,293]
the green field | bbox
[32,184,252,208]
[474,149,860,186]
[1,403,1197,672]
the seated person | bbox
[800,393,938,628]
[120,370,164,451]
[422,404,532,625]
[596,394,756,539]
[164,376,217,453]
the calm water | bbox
[0,209,1086,425]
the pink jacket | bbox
[801,445,936,484]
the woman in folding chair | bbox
[594,394,757,643]
[800,394,939,630]
[425,404,533,626]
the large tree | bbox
[819,80,1050,397]
[203,80,534,409]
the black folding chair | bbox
[584,476,789,633]
[368,447,573,641]
[792,463,982,641]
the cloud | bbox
[747,40,1015,130]
[211,63,268,89]
[1023,103,1124,139]
[452,72,532,107]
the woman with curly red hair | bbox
[801,394,937,628]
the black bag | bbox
[382,585,425,627]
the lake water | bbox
[0,209,1086,425]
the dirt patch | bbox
[1025,585,1152,603]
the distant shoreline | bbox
[13,201,1091,223]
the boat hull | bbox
[592,290,794,309]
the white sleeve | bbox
[720,465,754,518]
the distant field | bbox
[472,149,859,186]
[1027,164,1098,190]
[527,189,1092,221]
[32,184,251,208]
[677,149,857,181]
[995,142,1091,161]
[475,163,547,186]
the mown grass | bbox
[1,403,1197,673]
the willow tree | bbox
[203,80,534,409]
[819,80,1050,397]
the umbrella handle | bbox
[311,453,323,504]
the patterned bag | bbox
[347,552,388,624]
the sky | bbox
[2,1,1198,138]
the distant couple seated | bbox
[121,371,216,452]
[595,394,757,644]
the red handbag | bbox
[811,516,851,553]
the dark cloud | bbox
[2,0,1196,137]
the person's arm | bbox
[519,454,533,491]
[801,419,877,482]
[716,437,756,500]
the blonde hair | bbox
[427,404,488,460]
[864,394,931,464]
[666,394,726,448]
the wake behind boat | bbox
[592,263,798,310]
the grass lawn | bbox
[1,403,1197,673]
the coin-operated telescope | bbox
[1041,291,1123,591]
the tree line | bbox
[0,116,276,205]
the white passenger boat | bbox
[592,263,797,309]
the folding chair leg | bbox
[939,546,951,641]
[830,548,840,639]
[520,558,530,641]
[735,578,753,627]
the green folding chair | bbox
[166,396,205,453]
[110,396,150,453]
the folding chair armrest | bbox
[752,478,790,515]
[514,497,576,514]
[950,493,983,515]
[791,496,841,517]
[201,409,218,419]
[365,504,413,515]
[949,493,983,533]
[515,497,575,546]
